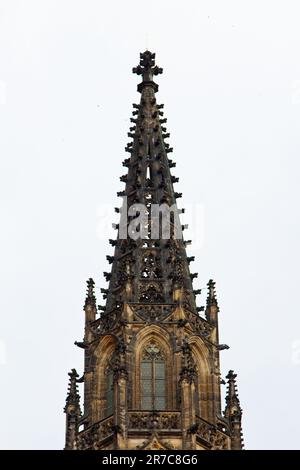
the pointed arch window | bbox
[141,342,166,410]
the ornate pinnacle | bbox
[64,369,81,413]
[224,370,243,449]
[84,278,96,309]
[64,369,81,450]
[225,370,241,411]
[206,279,219,310]
[133,51,163,93]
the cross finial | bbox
[133,51,163,93]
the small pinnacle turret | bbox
[83,278,97,325]
[84,278,96,309]
[64,369,81,412]
[64,369,81,450]
[224,370,244,449]
[205,279,219,324]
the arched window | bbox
[141,342,166,410]
[104,367,114,417]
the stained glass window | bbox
[141,343,166,410]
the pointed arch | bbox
[141,342,166,410]
[92,335,118,421]
[131,325,175,410]
[188,335,212,421]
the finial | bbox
[133,51,163,93]
[84,278,96,309]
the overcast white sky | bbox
[0,0,300,450]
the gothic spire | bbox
[224,370,244,450]
[99,50,199,320]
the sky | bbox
[0,0,300,450]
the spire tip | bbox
[133,51,163,93]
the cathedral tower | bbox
[64,51,244,450]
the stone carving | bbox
[130,303,174,322]
[195,417,229,450]
[179,338,197,383]
[141,253,162,279]
[77,416,114,450]
[185,310,212,338]
[129,412,180,430]
[139,283,164,303]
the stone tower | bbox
[64,51,244,450]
